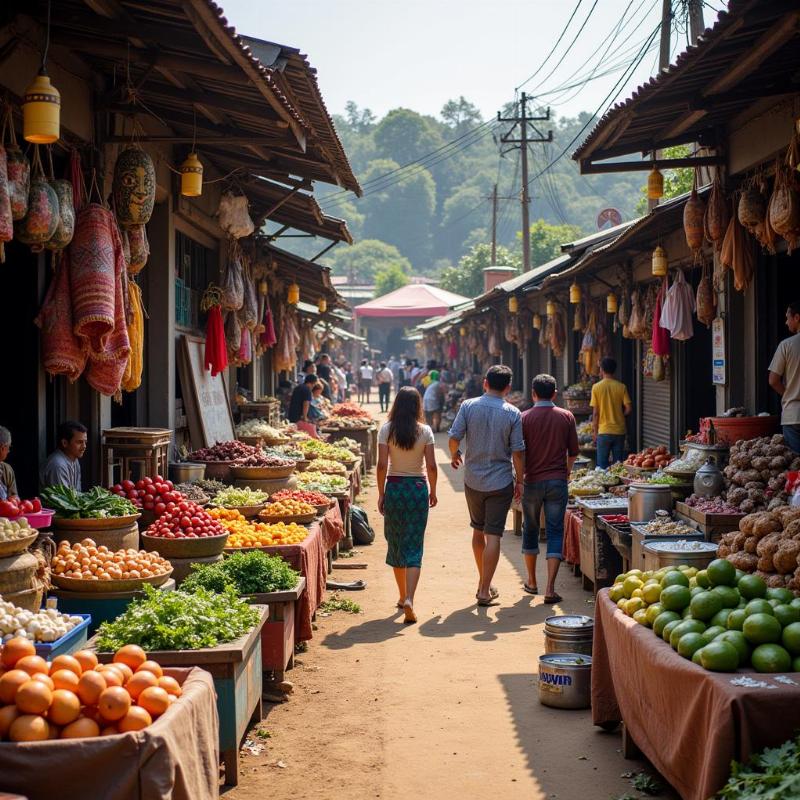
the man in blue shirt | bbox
[448,365,525,606]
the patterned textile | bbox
[384,476,429,568]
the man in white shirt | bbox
[769,302,800,452]
[358,359,374,404]
[377,362,394,412]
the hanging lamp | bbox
[606,293,618,314]
[647,165,664,200]
[508,295,518,313]
[258,278,268,296]
[23,1,60,144]
[652,245,668,276]
[180,152,203,197]
[459,325,467,336]
[317,297,327,314]
[287,283,300,304]
[569,282,581,304]
[546,299,556,317]
[532,313,542,330]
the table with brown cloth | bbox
[592,590,800,800]
[563,508,582,565]
[320,499,345,552]
[262,521,326,642]
[0,667,218,800]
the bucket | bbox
[538,653,592,709]
[169,462,206,483]
[544,615,594,656]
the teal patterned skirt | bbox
[384,476,429,568]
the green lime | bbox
[737,574,767,600]
[700,640,739,671]
[751,643,792,673]
[727,609,747,631]
[742,613,783,645]
[622,576,644,598]
[692,647,705,665]
[710,608,733,629]
[645,603,665,626]
[662,619,683,643]
[609,584,625,603]
[690,591,723,621]
[670,619,707,649]
[766,587,794,604]
[768,599,783,609]
[712,585,741,609]
[661,570,690,589]
[703,626,727,643]
[695,569,711,589]
[734,569,745,582]
[690,586,706,598]
[774,604,800,628]
[661,584,692,612]
[633,608,651,626]
[793,656,800,672]
[790,598,800,611]
[745,599,775,617]
[677,632,707,659]
[707,558,737,587]
[653,611,681,637]
[716,630,751,665]
[781,622,800,656]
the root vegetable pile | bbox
[0,518,34,542]
[188,441,260,462]
[625,446,674,470]
[684,495,743,515]
[53,540,172,580]
[0,602,82,642]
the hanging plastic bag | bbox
[218,192,254,239]
[220,254,244,311]
[660,269,695,340]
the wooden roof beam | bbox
[657,108,708,142]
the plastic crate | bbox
[33,614,91,658]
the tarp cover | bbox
[354,284,469,319]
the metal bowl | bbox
[169,462,206,483]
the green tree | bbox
[373,108,444,166]
[344,101,376,133]
[519,219,583,269]
[635,145,694,215]
[324,239,411,284]
[439,243,521,299]
[440,96,483,134]
[373,263,409,298]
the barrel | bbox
[544,615,594,656]
[52,519,140,551]
[168,553,224,585]
[538,653,592,709]
[643,540,719,572]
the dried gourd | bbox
[683,172,706,255]
[768,143,800,253]
[696,260,715,328]
[703,174,729,252]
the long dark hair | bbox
[388,387,423,450]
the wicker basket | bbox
[0,531,38,558]
[258,510,317,525]
[140,532,229,558]
[51,569,173,593]
[231,465,295,480]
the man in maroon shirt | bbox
[520,374,579,603]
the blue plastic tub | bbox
[33,614,91,658]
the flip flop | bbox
[543,593,563,604]
[523,584,538,595]
[476,597,499,607]
[476,586,500,600]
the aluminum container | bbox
[544,615,594,656]
[169,462,206,483]
[538,653,592,709]
[643,539,719,571]
[628,483,673,522]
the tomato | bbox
[154,503,165,516]
[0,500,17,517]
[178,502,189,513]
[20,500,33,513]
[30,498,42,513]
[121,479,134,491]
[154,475,163,483]
[165,481,174,491]
[179,516,190,528]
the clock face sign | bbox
[597,207,623,230]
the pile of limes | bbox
[609,558,800,673]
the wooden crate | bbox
[674,501,743,543]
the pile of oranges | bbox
[0,639,180,741]
[52,540,172,581]
[209,507,309,547]
[259,499,316,519]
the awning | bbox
[261,244,344,309]
[354,284,470,319]
[316,325,366,343]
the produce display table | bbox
[0,667,219,800]
[322,426,373,469]
[592,591,800,800]
[91,606,267,788]
[563,508,582,568]
[320,501,346,553]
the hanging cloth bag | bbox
[660,269,695,340]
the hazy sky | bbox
[221,0,728,123]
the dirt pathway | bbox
[229,408,675,800]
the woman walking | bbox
[376,387,438,623]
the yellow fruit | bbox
[643,583,662,604]
[622,576,644,599]
[625,597,646,616]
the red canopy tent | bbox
[354,284,469,318]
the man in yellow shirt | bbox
[590,357,632,468]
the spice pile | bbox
[330,402,371,419]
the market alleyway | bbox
[230,403,677,800]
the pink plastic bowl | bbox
[22,508,55,529]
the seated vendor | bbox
[0,426,18,501]
[40,420,87,492]
[308,382,329,424]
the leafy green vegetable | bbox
[182,551,300,595]
[320,594,361,614]
[716,734,800,799]
[210,486,269,508]
[95,585,260,651]
[41,486,138,519]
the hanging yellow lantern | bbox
[508,295,518,313]
[180,152,203,197]
[23,71,60,144]
[287,282,300,304]
[606,293,618,314]
[652,244,668,276]
[546,299,556,317]
[317,297,327,314]
[532,313,542,330]
[459,326,467,336]
[569,282,581,304]
[258,278,268,296]
[647,166,664,200]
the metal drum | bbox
[628,483,673,522]
[544,615,594,656]
[538,653,592,709]
[643,539,719,571]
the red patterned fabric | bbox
[260,302,277,348]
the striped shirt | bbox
[448,393,525,491]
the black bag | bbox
[350,504,375,545]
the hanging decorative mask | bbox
[113,147,155,227]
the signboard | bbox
[177,335,235,448]
[712,317,726,385]
[597,207,622,230]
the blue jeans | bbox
[783,425,800,454]
[596,434,626,468]
[522,480,568,560]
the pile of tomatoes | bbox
[0,640,180,741]
[144,500,226,539]
[110,476,184,515]
[624,446,674,470]
[0,497,42,518]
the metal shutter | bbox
[641,374,672,449]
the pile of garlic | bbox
[0,517,33,542]
[0,598,83,642]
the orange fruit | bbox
[157,676,182,697]
[137,660,163,679]
[9,714,50,742]
[137,686,170,718]
[73,650,98,673]
[77,670,107,706]
[96,665,123,687]
[113,645,147,671]
[100,724,119,736]
[15,655,49,676]
[0,637,35,668]
[49,654,83,677]
[118,705,152,732]
[61,716,100,739]
[110,662,133,683]
[0,669,33,704]
[15,680,52,714]
[48,689,81,726]
[0,704,20,738]
[50,669,80,693]
[97,686,131,722]
[47,721,61,740]
[125,670,157,700]
[30,673,55,691]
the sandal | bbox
[523,584,538,595]
[543,593,563,604]
[476,586,500,601]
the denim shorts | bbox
[521,479,568,560]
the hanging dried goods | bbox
[768,144,800,253]
[683,176,706,255]
[121,278,144,393]
[0,146,12,260]
[660,269,695,340]
[225,310,242,356]
[112,147,155,227]
[6,145,29,222]
[126,224,149,274]
[45,178,75,252]
[696,260,715,328]
[217,191,254,239]
[221,253,244,311]
[15,173,59,251]
[274,307,300,372]
[720,212,755,292]
[703,174,729,252]
[738,179,768,245]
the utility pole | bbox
[498,92,552,272]
[491,183,498,264]
[687,0,704,45]
[659,0,672,71]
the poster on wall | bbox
[177,335,235,448]
[712,317,726,385]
